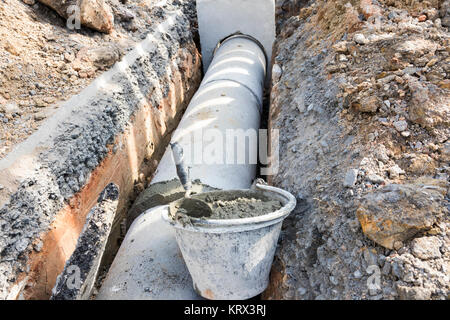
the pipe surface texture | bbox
[153,35,266,189]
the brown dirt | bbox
[0,0,176,159]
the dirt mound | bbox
[265,0,449,300]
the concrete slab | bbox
[96,206,202,300]
[197,0,275,78]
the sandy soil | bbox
[0,0,173,158]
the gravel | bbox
[264,0,449,300]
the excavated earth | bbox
[0,0,198,159]
[264,0,449,300]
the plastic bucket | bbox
[161,184,296,300]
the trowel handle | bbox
[170,142,192,195]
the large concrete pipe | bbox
[197,0,275,79]
[151,35,266,190]
[97,0,275,299]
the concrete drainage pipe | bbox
[97,34,268,300]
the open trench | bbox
[0,0,281,300]
[1,0,449,300]
[90,1,279,300]
[93,33,273,300]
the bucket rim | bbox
[161,184,296,230]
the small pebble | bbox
[367,173,385,184]
[393,120,408,132]
[401,131,410,137]
[354,33,367,45]
[343,169,359,187]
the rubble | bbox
[356,182,446,249]
[265,0,449,300]
[37,0,114,33]
[0,0,199,159]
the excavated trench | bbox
[0,0,282,300]
[4,0,447,301]
[94,1,278,299]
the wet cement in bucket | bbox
[169,190,282,222]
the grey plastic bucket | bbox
[161,184,296,300]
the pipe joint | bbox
[213,32,269,72]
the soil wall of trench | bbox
[264,0,449,300]
[0,1,201,300]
